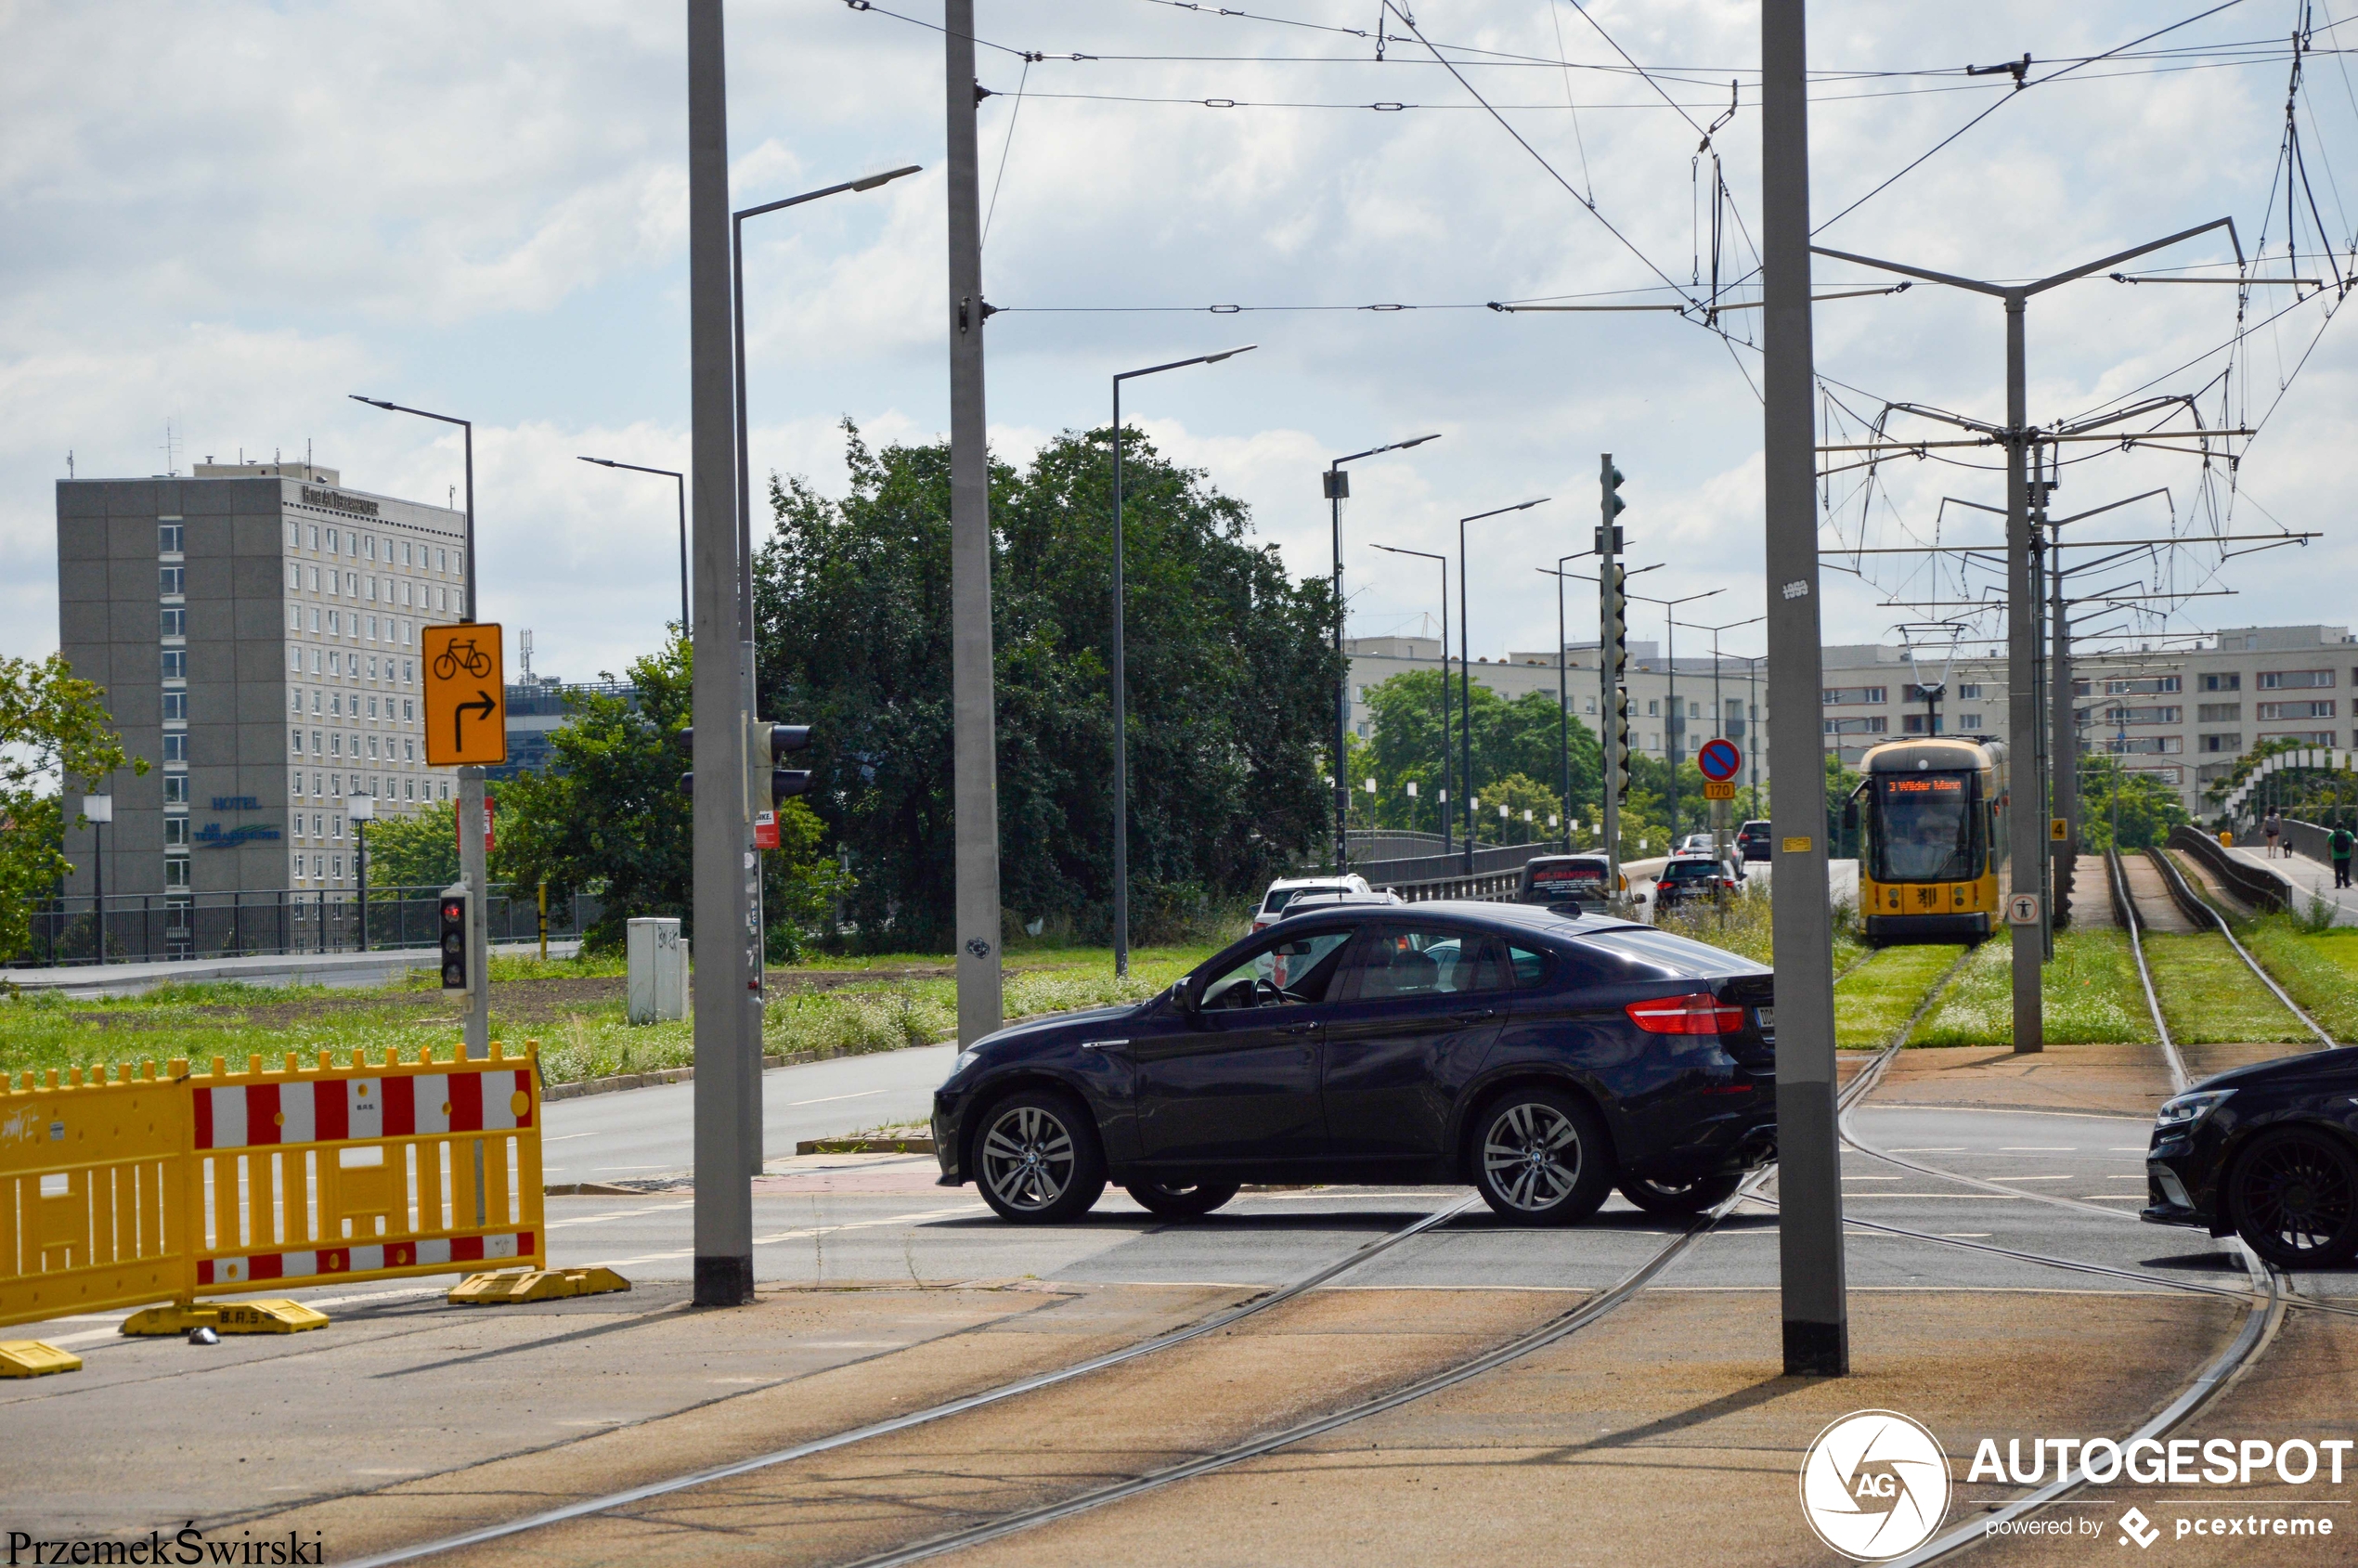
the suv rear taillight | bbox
[1626,993,1747,1035]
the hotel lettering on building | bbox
[57,460,469,905]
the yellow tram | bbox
[1845,737,2008,944]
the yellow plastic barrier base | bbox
[447,1267,632,1306]
[0,1341,84,1378]
[119,1300,330,1336]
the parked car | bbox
[933,901,1778,1226]
[1651,854,1741,912]
[2142,1046,2358,1268]
[1518,853,1619,913]
[1250,875,1371,933]
[1736,820,1772,862]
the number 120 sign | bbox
[421,623,509,767]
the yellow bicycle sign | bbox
[421,622,508,767]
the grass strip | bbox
[2141,931,2313,1044]
[1,946,1214,1086]
[1833,944,1965,1050]
[2228,918,2358,1043]
[1907,929,2155,1046]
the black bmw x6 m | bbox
[2142,1045,2358,1269]
[933,901,1779,1225]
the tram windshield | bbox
[1872,772,1979,883]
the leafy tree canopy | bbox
[2,654,144,958]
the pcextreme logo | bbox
[1800,1409,1953,1561]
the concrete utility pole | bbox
[945,0,1004,1044]
[1814,214,2237,1057]
[1761,0,1846,1378]
[686,0,753,1307]
[2045,461,2077,927]
[1599,461,1624,894]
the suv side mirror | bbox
[1171,978,1198,1015]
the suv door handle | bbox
[1276,1021,1319,1036]
[1451,1007,1496,1024]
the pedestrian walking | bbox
[2264,810,2284,859]
[2333,823,2354,889]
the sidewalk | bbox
[0,939,580,998]
[2224,842,2358,926]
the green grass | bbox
[2228,919,2358,1042]
[2141,931,2314,1044]
[1657,882,1866,973]
[1833,945,1966,1050]
[1,945,1218,1089]
[1908,929,2156,1046]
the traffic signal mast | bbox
[1599,455,1629,899]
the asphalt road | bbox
[534,1095,2339,1299]
[541,1043,959,1186]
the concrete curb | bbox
[794,1134,937,1156]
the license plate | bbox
[1756,1007,1774,1030]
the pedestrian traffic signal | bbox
[438,888,471,993]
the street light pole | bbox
[1628,587,1724,841]
[1325,434,1442,872]
[1111,345,1257,977]
[1372,543,1451,859]
[1457,498,1550,872]
[576,458,690,633]
[349,391,486,1061]
[1813,213,2239,1057]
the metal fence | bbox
[10,885,602,968]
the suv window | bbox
[1201,926,1357,1008]
[1346,925,1515,1000]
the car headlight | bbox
[2156,1088,2234,1131]
[949,1047,982,1079]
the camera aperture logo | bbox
[1801,1409,1953,1561]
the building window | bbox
[163,773,188,803]
[1824,717,1888,735]
[1821,685,1887,706]
[327,527,339,553]
[2105,677,2183,695]
[162,649,186,680]
[1957,683,1981,699]
[1648,699,1660,717]
[2101,735,2183,755]
[2196,702,2241,722]
[2264,730,2339,746]
[437,549,447,572]
[1958,713,1983,731]
[402,659,414,682]
[1901,714,1944,734]
[2260,669,2333,689]
[405,779,415,800]
[160,607,186,637]
[2258,699,2336,720]
[439,781,449,801]
[164,691,188,721]
[165,816,188,847]
[163,732,188,762]
[159,524,183,553]
[163,858,191,888]
[368,615,378,641]
[159,565,184,596]
[2102,706,2183,725]
[310,607,321,633]
[404,738,415,761]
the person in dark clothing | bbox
[2264,810,2285,859]
[2333,824,2354,889]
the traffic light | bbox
[748,719,812,849]
[1603,564,1628,683]
[1613,688,1634,796]
[1599,455,1627,555]
[438,888,470,992]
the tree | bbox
[365,799,460,889]
[2077,755,2192,851]
[1,654,144,959]
[1358,670,1601,837]
[755,422,1339,950]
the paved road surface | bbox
[2229,841,2358,925]
[542,1043,959,1186]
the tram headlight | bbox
[2155,1088,2234,1131]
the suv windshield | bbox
[1263,884,1342,915]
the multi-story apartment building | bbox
[1349,622,2355,821]
[57,460,470,906]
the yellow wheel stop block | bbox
[119,1300,330,1336]
[447,1267,632,1305]
[0,1341,84,1377]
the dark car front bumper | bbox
[2138,1134,2219,1231]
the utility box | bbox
[627,917,687,1024]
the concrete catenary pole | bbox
[2046,467,2078,926]
[945,0,1004,1043]
[1761,0,1848,1377]
[686,0,753,1306]
[2003,298,2045,1051]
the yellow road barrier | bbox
[3,1043,553,1346]
[0,1340,84,1377]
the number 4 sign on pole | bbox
[421,623,509,767]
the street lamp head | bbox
[1203,343,1259,364]
[577,456,616,468]
[1398,433,1443,448]
[851,163,924,191]
[349,395,396,410]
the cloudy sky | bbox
[6,0,2353,685]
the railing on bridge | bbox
[9,886,602,969]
